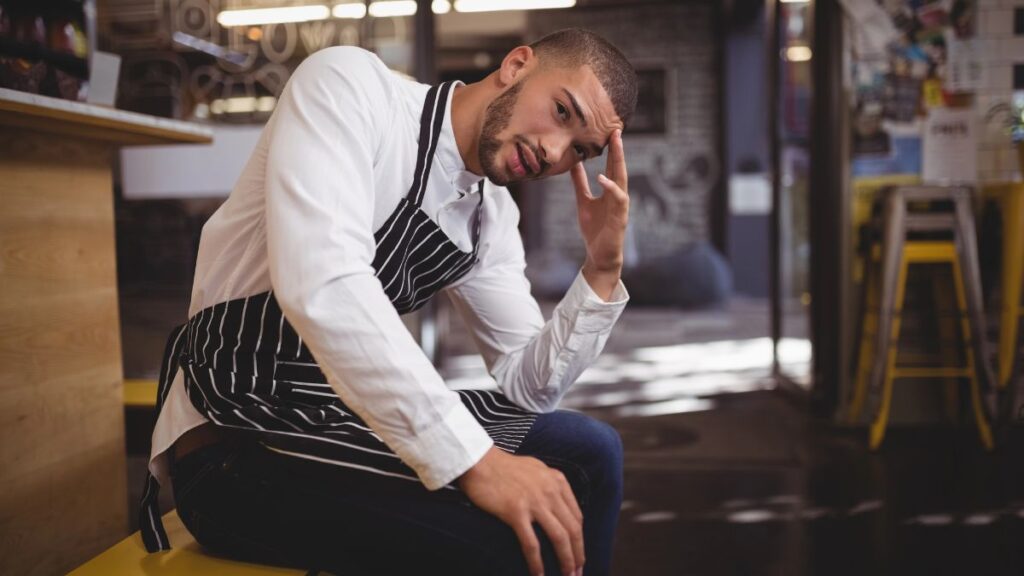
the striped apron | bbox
[140,81,539,552]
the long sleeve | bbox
[263,47,493,490]
[446,196,629,413]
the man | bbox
[141,27,637,576]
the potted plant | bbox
[986,97,1024,174]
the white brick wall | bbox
[976,0,1023,182]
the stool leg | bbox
[999,188,1024,388]
[870,253,910,449]
[951,249,995,450]
[953,197,998,415]
[849,249,879,423]
[867,193,906,445]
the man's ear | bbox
[497,45,535,88]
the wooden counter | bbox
[0,88,212,575]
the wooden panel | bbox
[0,128,129,575]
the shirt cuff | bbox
[560,269,629,334]
[394,401,494,490]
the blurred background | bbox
[2,0,1024,574]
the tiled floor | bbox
[603,390,1024,576]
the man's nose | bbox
[541,134,572,168]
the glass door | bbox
[772,0,814,386]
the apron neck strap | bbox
[406,81,454,208]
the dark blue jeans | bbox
[171,409,624,575]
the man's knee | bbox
[579,414,623,471]
[536,411,623,492]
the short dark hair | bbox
[529,28,638,128]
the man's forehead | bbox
[554,67,622,150]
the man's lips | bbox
[517,142,541,175]
[509,145,527,178]
[512,141,544,177]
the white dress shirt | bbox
[149,46,628,491]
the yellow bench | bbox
[69,511,304,575]
[124,378,159,407]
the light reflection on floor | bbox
[442,337,811,418]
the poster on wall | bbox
[626,69,666,135]
[922,108,977,184]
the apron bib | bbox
[140,82,538,552]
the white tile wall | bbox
[976,0,1023,182]
[979,149,998,171]
[984,9,1014,36]
[998,37,1024,60]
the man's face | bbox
[478,64,623,186]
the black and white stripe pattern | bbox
[140,81,536,552]
[372,82,484,315]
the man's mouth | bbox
[515,142,540,177]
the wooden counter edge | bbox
[0,88,213,146]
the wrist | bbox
[457,446,498,490]
[581,260,621,301]
[583,256,622,276]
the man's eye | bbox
[574,145,587,159]
[556,102,569,122]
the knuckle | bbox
[551,527,569,545]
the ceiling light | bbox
[334,1,451,19]
[216,5,330,27]
[332,2,367,18]
[784,46,812,61]
[368,0,417,17]
[257,96,277,112]
[454,0,575,12]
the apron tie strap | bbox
[140,323,187,552]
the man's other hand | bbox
[457,446,585,576]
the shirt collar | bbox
[435,80,486,194]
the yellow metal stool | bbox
[847,186,996,450]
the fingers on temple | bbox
[606,129,627,188]
[597,174,628,208]
[572,162,593,203]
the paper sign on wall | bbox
[922,108,977,184]
[946,35,983,93]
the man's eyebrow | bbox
[560,87,604,158]
[561,88,588,127]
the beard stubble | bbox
[478,79,525,186]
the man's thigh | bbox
[172,439,537,576]
[171,409,622,575]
